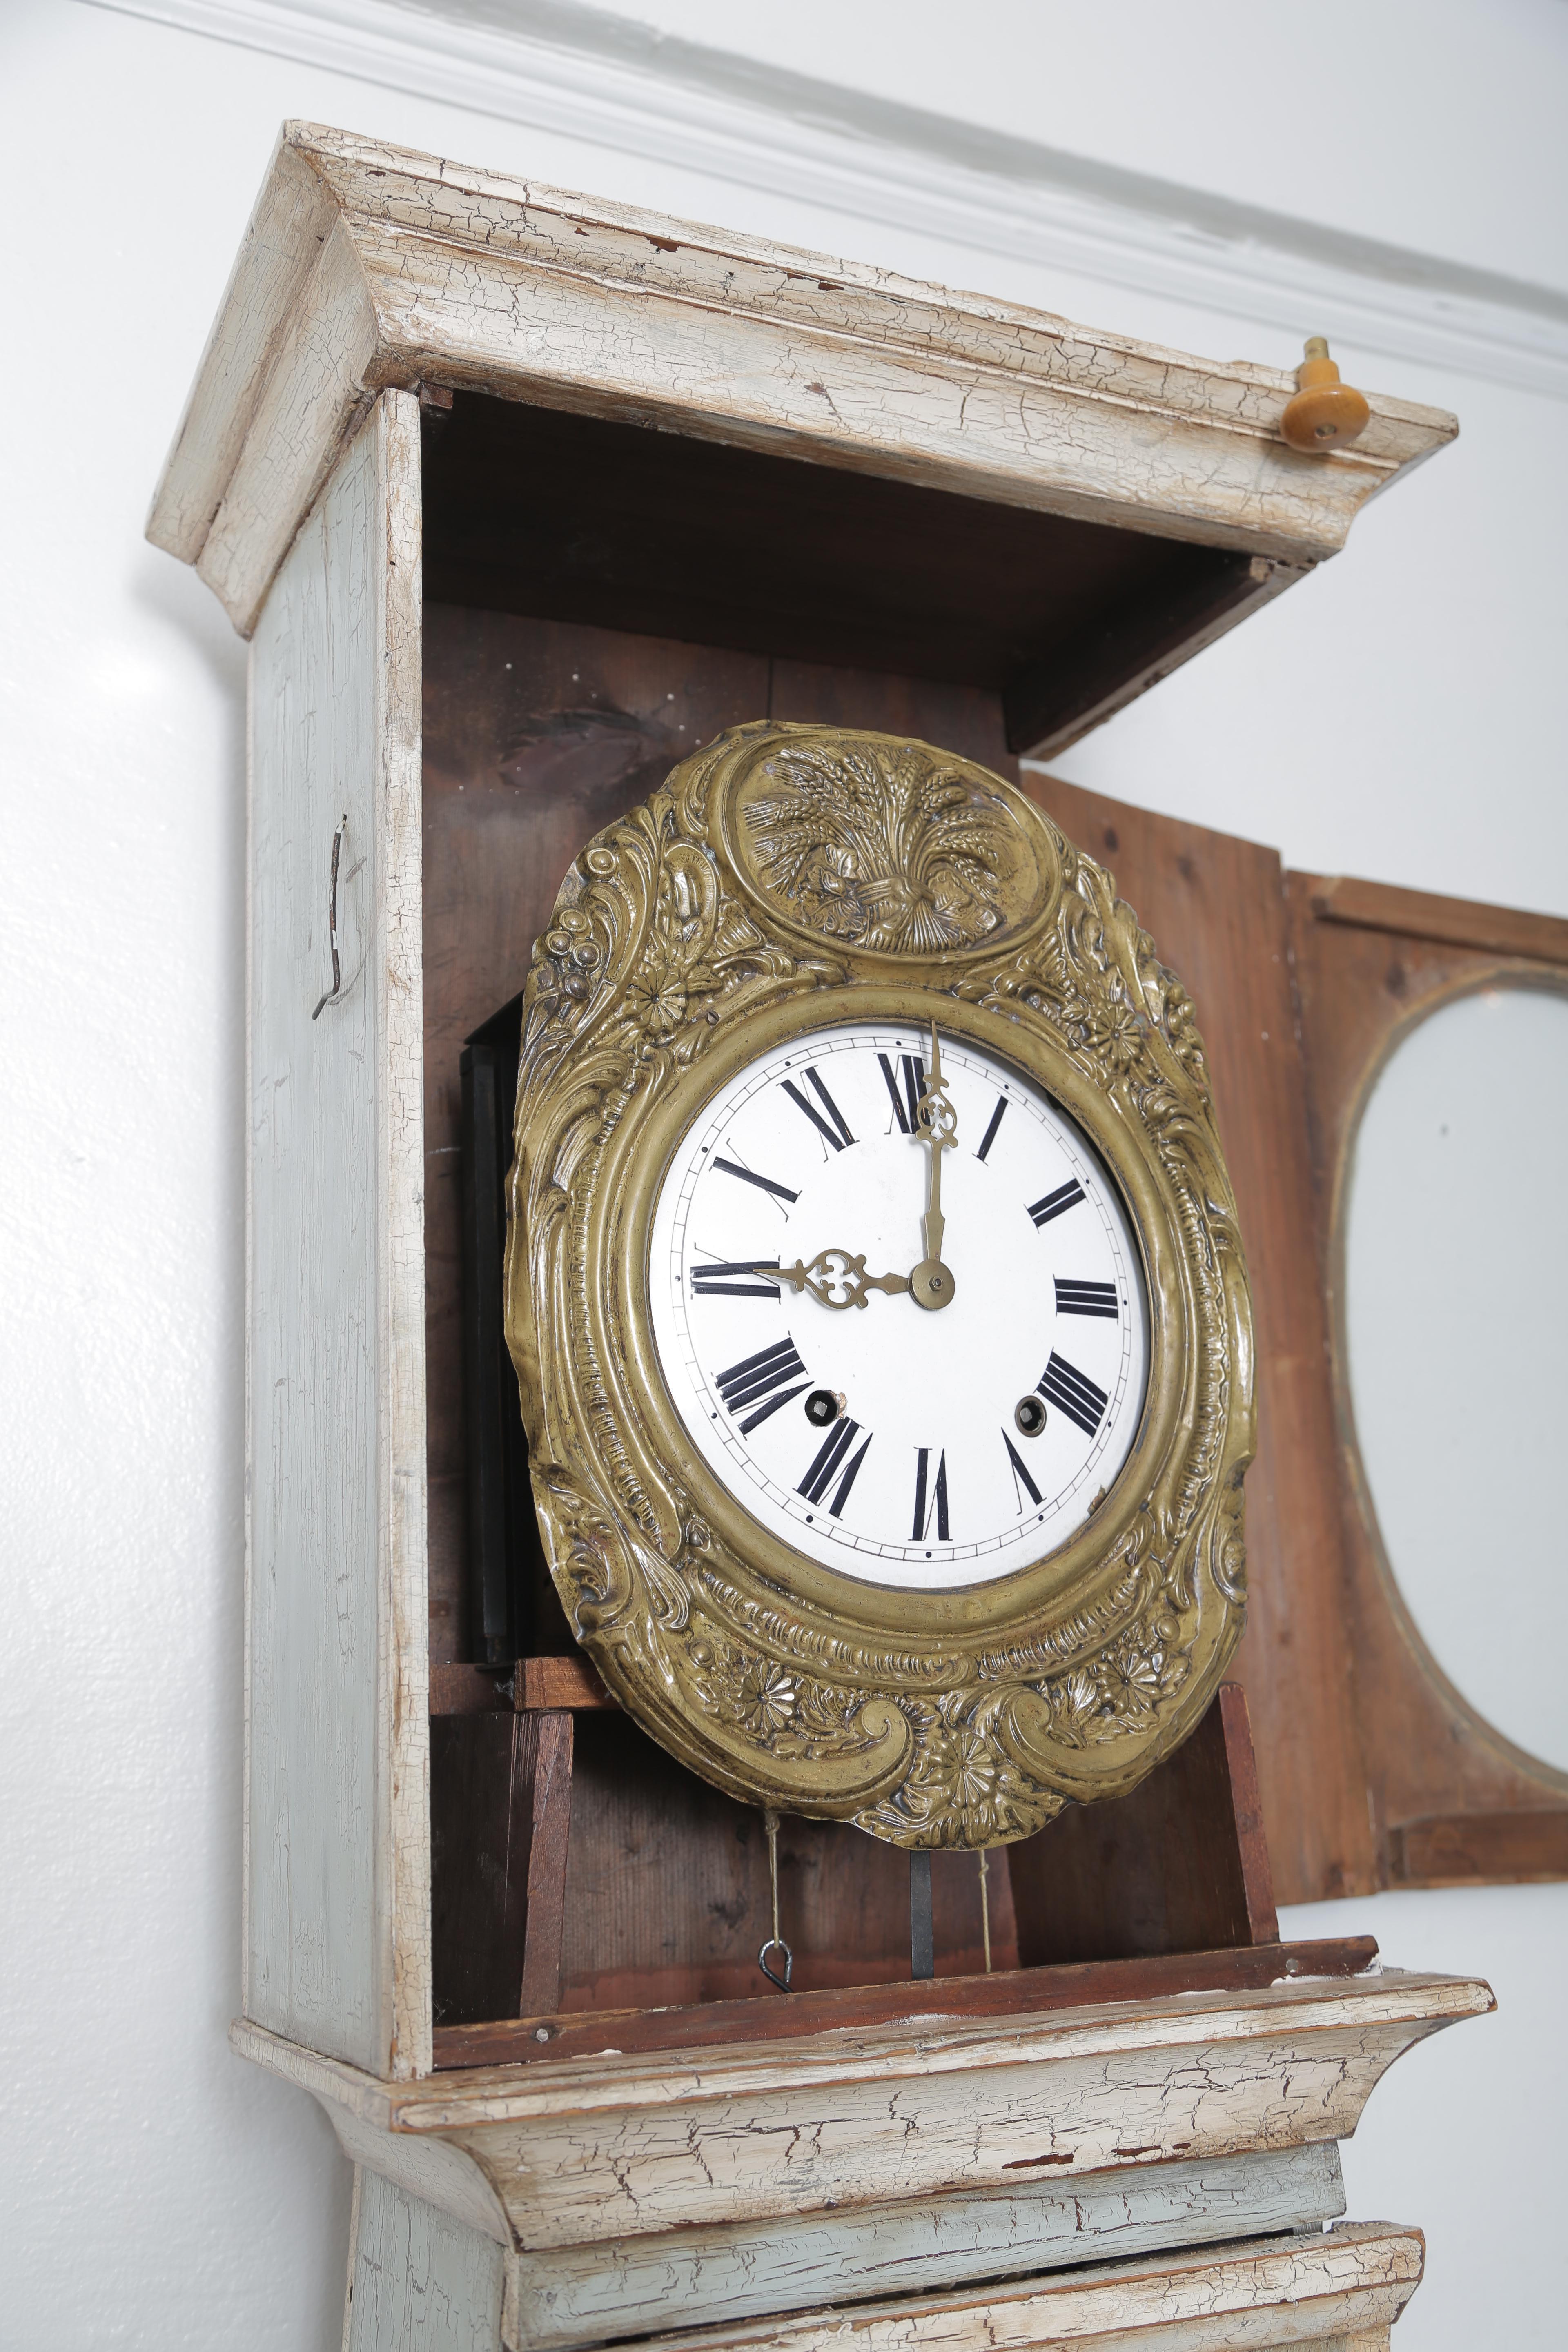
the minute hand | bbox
[911,1022,958,1312]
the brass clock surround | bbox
[505,722,1254,1846]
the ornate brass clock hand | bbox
[774,1248,911,1309]
[910,1020,958,1312]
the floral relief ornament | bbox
[505,722,1255,1849]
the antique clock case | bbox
[149,122,1501,2352]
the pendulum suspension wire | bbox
[758,1809,793,1991]
[978,1848,992,1973]
[910,1849,934,1980]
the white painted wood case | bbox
[247,390,429,2078]
[155,118,1484,2352]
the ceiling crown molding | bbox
[91,0,1568,399]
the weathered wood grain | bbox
[1027,780,1375,1908]
[1285,871,1568,1879]
[150,124,1455,656]
[519,1657,610,1711]
[246,392,430,2077]
[233,1967,1491,2259]
[430,1939,1376,2073]
[502,2143,1345,2349]
[1306,873,1568,966]
[1009,1686,1277,1967]
[345,2165,505,2352]
[518,1714,573,2019]
[622,2223,1422,2352]
[431,1714,537,2029]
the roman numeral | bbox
[692,1258,781,1299]
[717,1339,810,1433]
[782,1066,855,1152]
[1028,1177,1085,1228]
[1002,1431,1043,1510]
[713,1155,799,1205]
[1055,1278,1118,1319]
[878,1051,925,1136]
[1038,1351,1109,1439]
[976,1096,1008,1163]
[911,1448,950,1543]
[799,1419,872,1515]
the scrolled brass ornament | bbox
[504,722,1254,1848]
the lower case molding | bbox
[630,2223,1423,2352]
[344,2184,1419,2352]
[508,2142,1345,2349]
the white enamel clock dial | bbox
[648,1019,1150,1591]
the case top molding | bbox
[149,122,1457,648]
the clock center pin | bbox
[910,1257,956,1310]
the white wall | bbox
[1,3,1563,2345]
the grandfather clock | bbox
[150,122,1490,2352]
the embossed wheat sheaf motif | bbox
[743,740,1015,952]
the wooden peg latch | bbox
[1281,336,1370,452]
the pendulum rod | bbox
[910,1850,934,1980]
[978,1848,992,1973]
[758,1809,793,1991]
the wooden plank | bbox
[426,1658,613,1713]
[1007,1686,1276,1967]
[1218,1684,1280,1943]
[1028,779,1376,1907]
[1003,552,1306,759]
[245,392,430,2078]
[1307,873,1568,966]
[431,1937,1379,2073]
[768,659,1019,777]
[518,1715,574,2018]
[621,2223,1423,2352]
[150,124,1455,642]
[505,2143,1345,2351]
[343,2166,503,2352]
[430,1715,537,2029]
[1285,872,1568,1877]
[1385,1809,1568,1885]
[519,1657,611,1711]
[552,1710,1011,2014]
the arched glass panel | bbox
[1345,982,1568,1773]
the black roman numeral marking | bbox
[878,1051,925,1135]
[692,1258,781,1299]
[1038,1351,1109,1439]
[911,1448,950,1543]
[713,1155,799,1205]
[717,1339,811,1433]
[976,1096,1008,1163]
[1054,1278,1118,1319]
[1002,1431,1043,1510]
[799,1419,872,1515]
[1028,1177,1086,1228]
[782,1066,855,1153]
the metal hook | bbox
[758,1808,793,1992]
[311,815,348,1020]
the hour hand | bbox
[776,1248,911,1310]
